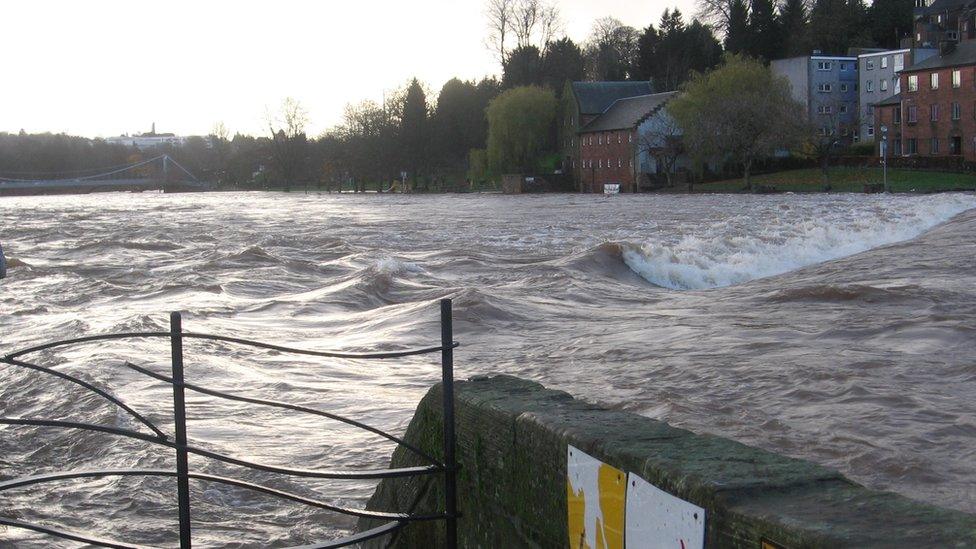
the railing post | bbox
[440,298,458,548]
[170,312,192,549]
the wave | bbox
[620,194,976,290]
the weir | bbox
[360,375,976,547]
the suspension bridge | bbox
[0,155,210,197]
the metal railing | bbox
[0,299,459,548]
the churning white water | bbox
[1,192,975,547]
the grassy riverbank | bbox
[696,167,976,193]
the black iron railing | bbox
[0,299,459,548]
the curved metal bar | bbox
[0,418,443,480]
[0,516,149,549]
[124,361,440,466]
[4,331,458,361]
[285,520,404,549]
[0,358,166,440]
[0,469,447,522]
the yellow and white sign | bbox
[567,445,706,548]
[567,445,627,549]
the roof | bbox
[922,0,969,14]
[872,92,902,107]
[904,40,976,71]
[579,91,678,133]
[571,81,654,115]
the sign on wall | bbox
[567,446,706,548]
[604,184,620,195]
[625,473,705,549]
[567,446,627,549]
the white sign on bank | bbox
[567,445,705,548]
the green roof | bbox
[571,81,654,115]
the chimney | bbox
[940,39,956,56]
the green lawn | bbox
[695,167,976,193]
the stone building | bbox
[577,92,676,193]
[560,81,653,190]
[874,40,976,159]
[858,48,938,143]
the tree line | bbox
[0,0,913,191]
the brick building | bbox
[578,92,675,193]
[560,81,654,190]
[874,41,976,159]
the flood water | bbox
[1,191,975,547]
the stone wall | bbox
[359,375,976,547]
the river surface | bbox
[1,191,975,547]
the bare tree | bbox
[485,0,516,64]
[696,0,736,32]
[485,0,562,64]
[808,100,847,189]
[266,97,309,190]
[639,111,684,189]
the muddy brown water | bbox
[1,191,975,546]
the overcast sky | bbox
[1,0,697,138]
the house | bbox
[771,54,859,142]
[577,92,677,193]
[858,48,938,142]
[913,0,972,48]
[874,40,976,158]
[560,81,654,190]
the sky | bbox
[1,0,697,138]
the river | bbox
[1,191,975,546]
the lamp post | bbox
[880,125,889,193]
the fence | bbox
[0,299,459,548]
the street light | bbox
[880,125,889,193]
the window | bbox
[881,56,888,69]
[908,105,918,122]
[617,133,621,144]
[818,83,833,92]
[599,159,602,168]
[867,80,874,92]
[895,54,904,71]
[881,79,888,92]
[868,125,875,136]
[931,104,940,121]
[931,137,940,154]
[953,70,962,88]
[908,74,919,92]
[818,105,833,114]
[628,133,632,143]
[867,59,875,70]
[840,62,848,70]
[817,61,832,71]
[617,158,622,168]
[598,135,602,145]
[894,106,902,124]
[841,83,849,92]
[953,102,961,120]
[931,72,939,89]
[840,104,848,114]
[907,138,918,154]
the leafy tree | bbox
[669,55,807,190]
[486,85,557,173]
[503,45,543,88]
[583,17,641,80]
[432,78,496,169]
[540,37,584,94]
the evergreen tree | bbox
[748,0,781,61]
[401,79,429,185]
[869,0,913,49]
[778,0,810,57]
[725,0,751,54]
[685,20,724,75]
[635,23,660,82]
